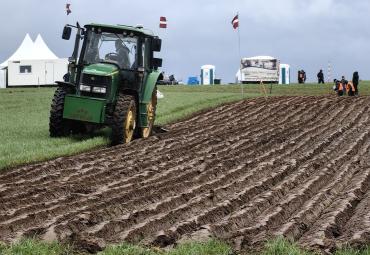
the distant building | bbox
[0,34,68,88]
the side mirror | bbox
[152,38,162,52]
[152,58,162,69]
[62,26,72,40]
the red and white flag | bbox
[66,3,72,15]
[231,14,239,29]
[160,16,167,28]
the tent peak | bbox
[1,33,59,67]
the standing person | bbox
[317,69,325,84]
[298,70,303,83]
[352,71,359,95]
[340,76,348,95]
[302,70,307,83]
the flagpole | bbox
[237,12,244,98]
[159,16,167,82]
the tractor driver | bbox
[115,40,131,69]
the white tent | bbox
[33,34,59,60]
[0,69,6,88]
[1,34,67,87]
[0,34,35,67]
[1,34,59,67]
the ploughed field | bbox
[0,96,370,253]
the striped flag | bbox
[66,3,72,15]
[160,16,167,28]
[231,14,239,29]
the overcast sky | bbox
[1,0,370,83]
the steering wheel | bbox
[105,53,119,61]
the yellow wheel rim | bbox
[124,107,136,143]
[142,100,154,138]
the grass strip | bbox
[1,237,370,255]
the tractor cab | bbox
[49,23,162,144]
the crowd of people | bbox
[333,72,360,96]
[298,69,361,97]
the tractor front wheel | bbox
[49,87,70,137]
[111,94,137,145]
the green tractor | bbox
[49,23,163,145]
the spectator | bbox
[317,69,325,84]
[298,70,306,84]
[352,71,359,95]
[302,70,307,83]
[346,81,356,96]
[298,70,302,83]
[334,79,344,97]
[340,76,348,95]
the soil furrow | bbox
[0,96,369,254]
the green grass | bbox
[0,88,109,170]
[261,237,370,255]
[0,238,72,255]
[1,82,370,170]
[99,239,232,255]
[261,237,314,255]
[0,239,231,255]
[334,247,370,255]
[156,91,256,124]
[1,237,369,255]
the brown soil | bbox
[0,96,369,254]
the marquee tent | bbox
[0,34,67,87]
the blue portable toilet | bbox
[187,76,199,85]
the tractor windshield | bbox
[83,30,138,69]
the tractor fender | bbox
[138,70,161,128]
[140,70,161,103]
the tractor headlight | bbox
[80,85,91,92]
[92,87,106,93]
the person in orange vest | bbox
[346,81,356,96]
[334,79,344,96]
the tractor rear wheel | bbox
[111,94,137,145]
[49,87,70,137]
[141,86,157,138]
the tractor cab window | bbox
[83,31,137,69]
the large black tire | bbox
[49,87,70,137]
[111,94,137,145]
[141,86,157,138]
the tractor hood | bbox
[83,63,119,76]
